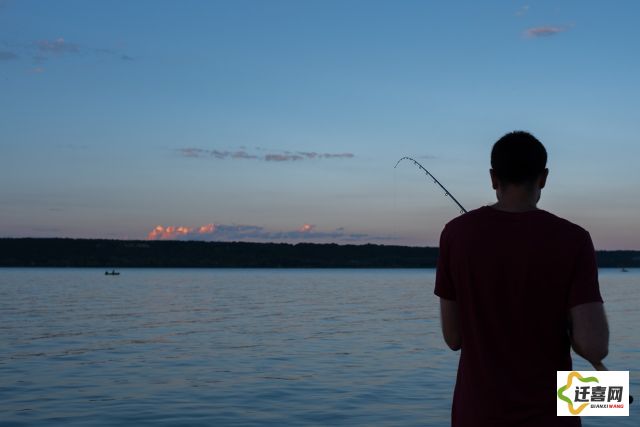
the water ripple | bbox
[0,268,637,426]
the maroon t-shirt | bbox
[435,206,602,427]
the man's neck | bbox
[491,201,539,213]
[492,190,540,212]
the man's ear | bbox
[539,168,549,189]
[490,169,499,190]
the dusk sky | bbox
[1,0,639,249]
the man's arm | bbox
[440,298,461,351]
[569,302,609,369]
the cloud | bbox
[299,223,315,232]
[515,5,529,17]
[94,48,135,61]
[524,26,568,38]
[178,148,259,159]
[0,50,18,60]
[230,150,259,159]
[1,37,134,67]
[178,147,355,162]
[148,225,194,240]
[265,153,304,162]
[178,148,206,158]
[37,37,80,54]
[297,151,354,159]
[147,222,395,243]
[316,152,354,159]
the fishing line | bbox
[393,163,398,238]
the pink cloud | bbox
[146,222,395,243]
[198,223,216,233]
[299,224,315,232]
[148,225,194,240]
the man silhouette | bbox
[435,131,608,427]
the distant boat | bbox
[105,270,120,276]
[621,267,628,272]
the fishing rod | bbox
[394,156,467,214]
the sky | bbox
[1,0,639,249]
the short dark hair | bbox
[491,131,547,184]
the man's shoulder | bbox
[529,209,591,241]
[443,206,497,228]
[443,206,590,238]
[442,207,482,230]
[440,206,488,239]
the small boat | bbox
[105,270,120,276]
[621,267,628,272]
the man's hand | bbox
[569,302,609,369]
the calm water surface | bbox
[0,268,637,426]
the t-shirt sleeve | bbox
[435,225,456,300]
[568,230,603,308]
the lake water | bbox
[0,268,637,426]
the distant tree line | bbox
[0,238,638,268]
